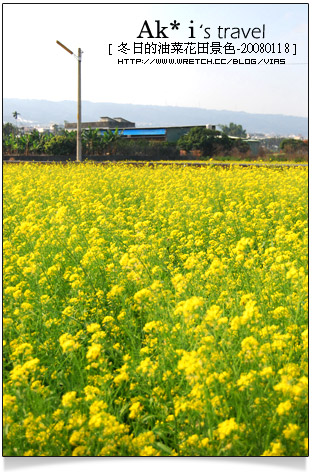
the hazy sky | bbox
[3,2,308,117]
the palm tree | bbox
[12,111,20,136]
[12,111,20,121]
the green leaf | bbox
[154,442,173,455]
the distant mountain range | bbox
[3,98,308,137]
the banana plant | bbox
[3,133,17,155]
[82,127,103,155]
[15,134,30,155]
[102,128,121,154]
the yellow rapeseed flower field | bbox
[3,163,308,456]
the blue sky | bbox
[3,3,308,117]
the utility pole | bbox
[77,48,82,162]
[56,40,82,162]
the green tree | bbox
[44,134,76,156]
[280,138,308,153]
[3,122,18,137]
[51,124,64,135]
[177,127,233,157]
[219,122,247,138]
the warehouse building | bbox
[64,117,259,154]
[64,117,216,143]
[65,116,135,130]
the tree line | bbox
[3,121,308,160]
[3,126,120,156]
[2,123,250,158]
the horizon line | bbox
[3,98,309,120]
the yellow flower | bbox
[140,446,160,456]
[175,296,205,322]
[238,336,259,360]
[59,333,80,353]
[24,450,34,456]
[205,258,224,276]
[107,284,124,299]
[262,441,284,456]
[3,394,17,409]
[276,400,292,415]
[11,342,33,358]
[304,438,308,454]
[129,401,143,419]
[143,320,160,333]
[86,323,101,333]
[259,367,274,378]
[84,385,100,401]
[136,357,157,375]
[86,343,102,360]
[132,431,155,449]
[72,446,87,456]
[216,418,239,440]
[171,273,187,294]
[187,434,199,445]
[113,363,129,385]
[69,429,86,446]
[53,421,65,432]
[133,288,152,306]
[89,400,108,415]
[286,267,298,280]
[283,423,299,439]
[201,438,210,448]
[205,305,222,324]
[102,315,115,324]
[236,371,256,391]
[62,391,77,407]
[10,358,40,382]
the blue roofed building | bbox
[64,117,216,143]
